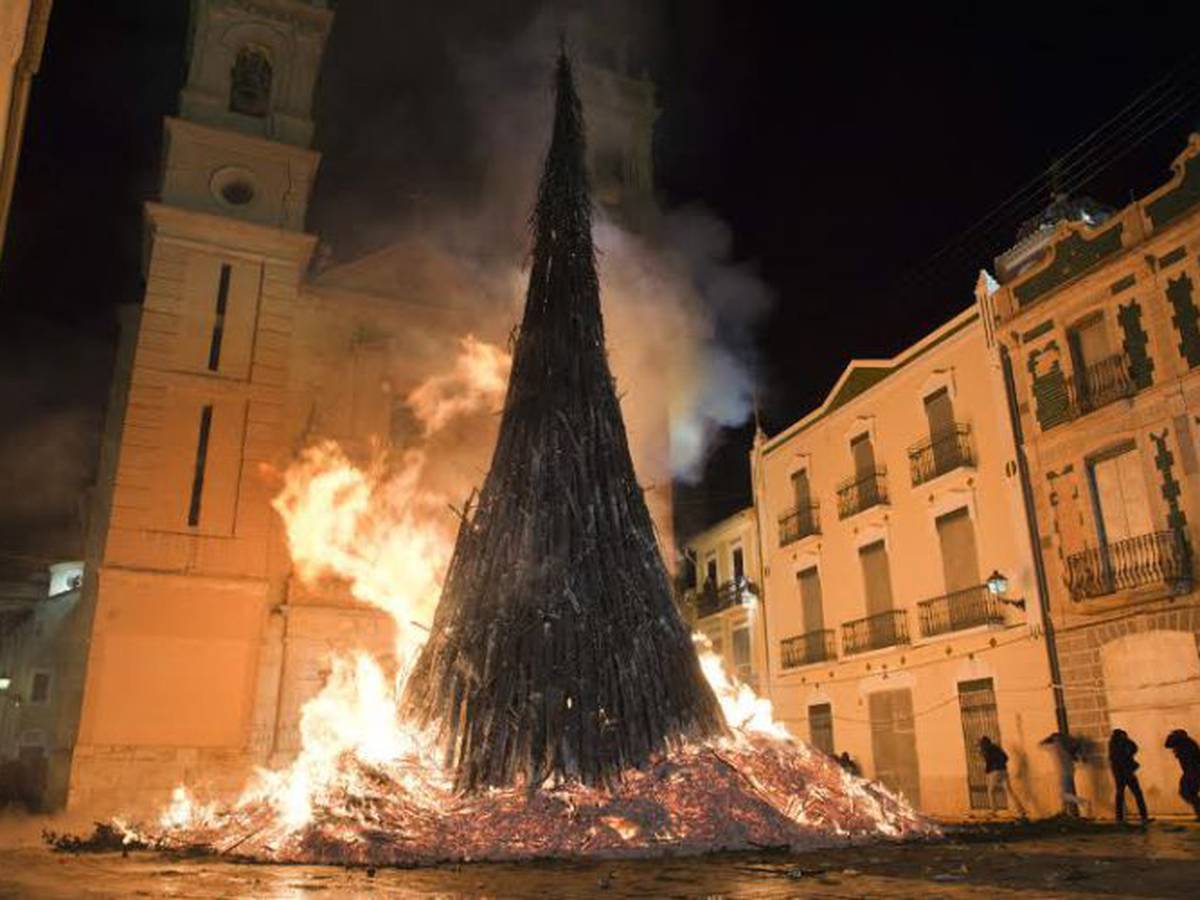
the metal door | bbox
[957,678,1003,809]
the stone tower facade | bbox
[64,0,332,811]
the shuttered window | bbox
[1089,446,1153,543]
[851,432,876,478]
[791,469,810,507]
[798,566,824,633]
[924,387,954,438]
[858,540,894,616]
[936,507,981,593]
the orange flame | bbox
[144,336,924,846]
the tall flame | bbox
[144,334,925,849]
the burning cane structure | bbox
[49,48,931,865]
[402,53,726,790]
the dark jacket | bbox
[1109,731,1139,777]
[980,740,1008,773]
[1166,730,1200,773]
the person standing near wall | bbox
[979,736,1028,819]
[1040,732,1090,817]
[1165,729,1200,820]
[1108,729,1148,825]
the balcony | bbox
[836,466,888,519]
[1065,530,1192,600]
[779,502,821,546]
[917,584,1005,637]
[842,609,910,655]
[909,424,974,486]
[780,629,836,668]
[694,577,757,619]
[1067,353,1135,418]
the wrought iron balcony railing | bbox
[1067,353,1134,417]
[917,584,1005,637]
[694,577,756,619]
[780,629,837,668]
[842,608,910,655]
[909,424,974,486]
[779,502,821,546]
[836,466,888,519]
[1065,530,1192,600]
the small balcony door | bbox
[798,566,824,634]
[1068,313,1111,374]
[936,507,981,594]
[1088,446,1153,546]
[859,539,895,617]
[732,545,745,584]
[791,468,815,532]
[923,387,958,473]
[851,432,879,506]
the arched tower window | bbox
[229,46,272,118]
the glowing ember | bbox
[82,336,933,863]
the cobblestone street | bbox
[1,819,1198,898]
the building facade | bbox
[0,561,83,809]
[989,134,1200,816]
[680,507,766,691]
[752,308,1061,817]
[0,0,52,262]
[40,0,669,814]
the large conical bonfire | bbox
[400,52,726,792]
[55,53,935,866]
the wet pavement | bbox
[1,819,1199,898]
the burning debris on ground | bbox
[67,731,930,865]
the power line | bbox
[886,52,1200,299]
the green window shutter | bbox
[1118,299,1154,390]
[1166,273,1200,368]
[1032,365,1071,430]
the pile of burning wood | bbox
[99,733,930,865]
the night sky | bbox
[2,1,1199,559]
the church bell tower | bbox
[64,0,333,813]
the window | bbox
[808,703,834,755]
[731,626,752,682]
[851,432,876,478]
[1068,312,1111,372]
[797,566,824,634]
[30,671,51,705]
[187,405,214,527]
[858,540,894,616]
[207,263,231,372]
[936,507,981,593]
[958,678,1003,809]
[923,387,961,474]
[924,387,955,438]
[230,46,272,117]
[731,546,745,583]
[705,555,718,587]
[1088,444,1153,545]
[791,469,811,508]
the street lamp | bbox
[986,570,1026,611]
[986,570,1008,596]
